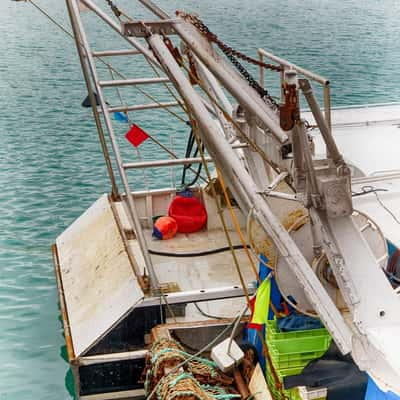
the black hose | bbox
[352,185,388,197]
[181,129,204,187]
[148,244,250,258]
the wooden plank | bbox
[56,194,144,356]
[80,388,145,400]
[249,363,273,400]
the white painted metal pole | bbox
[123,157,213,169]
[68,0,159,289]
[79,0,219,119]
[258,48,329,86]
[299,79,343,165]
[80,0,161,67]
[193,56,234,117]
[147,33,352,353]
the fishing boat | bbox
[49,0,400,399]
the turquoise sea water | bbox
[1,0,400,398]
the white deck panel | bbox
[305,103,400,248]
[352,177,400,249]
[307,103,400,176]
[56,194,144,357]
[328,103,400,126]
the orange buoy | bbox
[153,216,178,240]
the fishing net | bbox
[145,338,238,400]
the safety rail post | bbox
[323,84,332,133]
[258,48,331,132]
[258,51,264,88]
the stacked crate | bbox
[265,319,331,400]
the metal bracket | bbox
[138,284,256,308]
[121,20,181,37]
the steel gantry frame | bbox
[66,0,400,393]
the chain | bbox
[105,0,122,18]
[178,12,281,109]
[225,51,280,109]
[104,0,133,21]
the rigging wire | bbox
[189,112,252,307]
[374,191,400,225]
[176,52,287,181]
[25,0,209,184]
[145,312,243,400]
[352,185,400,224]
[102,0,189,117]
[216,168,261,283]
[108,65,150,190]
[193,303,228,320]
[27,0,188,124]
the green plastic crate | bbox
[265,319,331,398]
[268,336,331,369]
[266,320,330,342]
[276,366,304,381]
[266,366,302,400]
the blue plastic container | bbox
[365,377,400,400]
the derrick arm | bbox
[134,1,400,393]
[74,0,400,393]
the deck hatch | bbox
[56,194,144,357]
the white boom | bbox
[76,0,400,393]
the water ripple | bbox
[1,0,400,398]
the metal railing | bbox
[258,48,331,132]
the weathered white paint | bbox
[56,194,144,356]
[309,103,400,176]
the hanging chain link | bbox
[104,0,134,21]
[177,12,281,109]
[105,0,122,19]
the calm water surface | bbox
[1,0,400,398]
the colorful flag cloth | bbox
[125,124,150,147]
[113,112,129,123]
[251,277,271,326]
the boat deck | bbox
[143,228,254,321]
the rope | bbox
[146,339,239,400]
[157,372,212,400]
[108,65,150,190]
[189,113,251,308]
[145,317,240,400]
[175,53,286,179]
[26,0,188,124]
[216,168,260,283]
